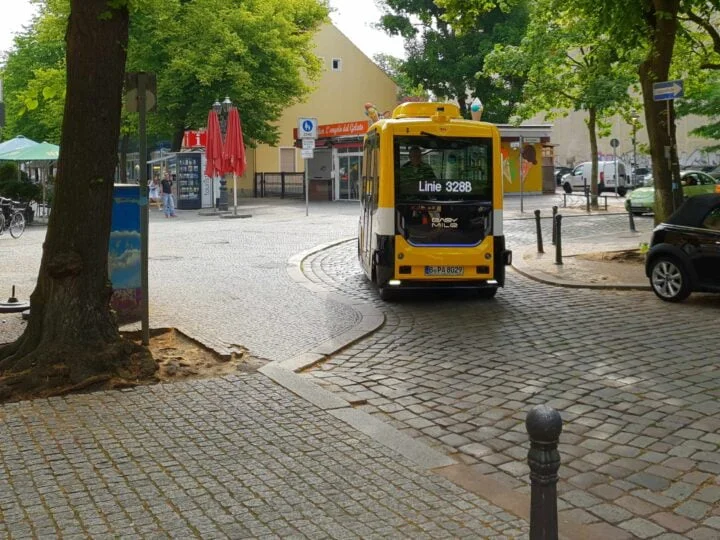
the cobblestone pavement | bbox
[0,374,528,538]
[1,202,531,538]
[302,213,720,539]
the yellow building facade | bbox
[241,23,398,199]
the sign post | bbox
[610,138,619,195]
[298,117,318,216]
[653,79,683,211]
[125,72,156,346]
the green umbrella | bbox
[0,136,38,155]
[0,141,59,162]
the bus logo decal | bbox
[431,217,458,229]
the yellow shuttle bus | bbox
[358,102,512,300]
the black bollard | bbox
[584,187,590,213]
[534,209,544,253]
[628,207,636,232]
[554,214,563,265]
[551,206,558,245]
[526,405,563,540]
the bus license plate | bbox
[425,266,464,276]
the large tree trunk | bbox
[587,107,599,209]
[0,0,155,400]
[639,0,682,224]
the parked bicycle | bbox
[0,198,27,239]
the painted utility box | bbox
[109,184,142,324]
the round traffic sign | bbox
[302,120,313,132]
[610,138,619,148]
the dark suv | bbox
[646,194,720,302]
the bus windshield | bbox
[394,135,493,202]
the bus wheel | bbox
[378,286,396,301]
[477,287,498,299]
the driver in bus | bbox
[398,146,437,193]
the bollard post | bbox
[562,193,567,208]
[584,187,590,213]
[534,209,544,253]
[526,405,563,540]
[628,206,636,232]
[551,206,558,245]
[554,214,563,265]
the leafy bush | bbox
[0,179,42,202]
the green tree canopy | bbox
[378,0,528,123]
[482,0,636,204]
[1,0,329,149]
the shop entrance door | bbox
[335,153,362,201]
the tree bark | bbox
[587,107,599,209]
[638,0,682,224]
[0,0,155,400]
[171,126,185,152]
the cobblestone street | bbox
[301,210,720,539]
[1,199,718,538]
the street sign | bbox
[124,72,157,113]
[301,148,314,159]
[302,138,315,150]
[652,79,684,101]
[610,138,619,148]
[298,117,318,139]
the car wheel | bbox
[562,182,572,194]
[631,211,643,216]
[617,187,627,197]
[649,256,692,302]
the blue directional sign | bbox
[297,117,318,139]
[652,79,684,101]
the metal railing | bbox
[254,172,305,199]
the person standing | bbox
[161,171,176,217]
[149,175,162,209]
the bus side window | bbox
[362,139,371,203]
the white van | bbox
[562,160,631,196]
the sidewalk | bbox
[512,230,652,290]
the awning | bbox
[146,153,176,165]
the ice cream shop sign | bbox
[293,120,369,140]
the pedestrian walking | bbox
[161,171,176,217]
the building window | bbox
[332,58,342,72]
[280,147,296,172]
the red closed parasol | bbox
[204,110,224,178]
[223,106,246,215]
[204,110,224,208]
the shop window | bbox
[332,58,342,72]
[280,147,296,172]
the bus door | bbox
[360,134,378,269]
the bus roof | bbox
[392,102,462,119]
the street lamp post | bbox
[213,96,232,210]
[630,110,639,184]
